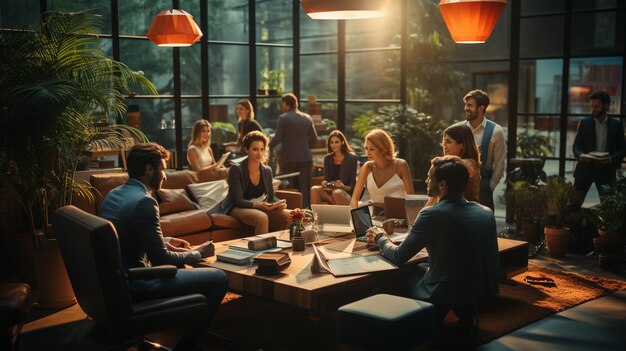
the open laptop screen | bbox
[350,205,372,240]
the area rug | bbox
[150,265,626,350]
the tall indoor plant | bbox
[593,175,626,256]
[0,11,156,307]
[543,176,579,257]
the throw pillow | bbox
[187,179,229,214]
[157,189,197,216]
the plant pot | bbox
[257,89,269,96]
[292,237,305,252]
[521,222,542,245]
[35,238,77,309]
[544,226,570,257]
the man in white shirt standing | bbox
[461,89,506,211]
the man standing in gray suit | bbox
[367,155,499,333]
[269,93,318,208]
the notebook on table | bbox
[311,204,353,236]
[215,151,232,168]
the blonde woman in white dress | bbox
[187,119,227,178]
[350,129,414,212]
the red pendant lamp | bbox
[302,0,391,20]
[439,0,507,44]
[146,9,202,47]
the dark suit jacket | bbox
[323,152,359,194]
[573,117,625,178]
[269,108,317,163]
[99,179,201,270]
[377,193,500,305]
[220,158,280,214]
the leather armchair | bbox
[51,205,209,347]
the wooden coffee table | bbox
[196,231,528,312]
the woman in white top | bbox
[187,119,228,179]
[350,129,414,209]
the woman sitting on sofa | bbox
[219,131,289,234]
[187,119,228,179]
[310,130,358,205]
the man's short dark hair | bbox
[431,155,469,194]
[590,91,610,106]
[281,93,298,109]
[127,142,170,179]
[463,89,490,110]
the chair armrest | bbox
[127,265,177,281]
[276,190,302,209]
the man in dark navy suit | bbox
[572,91,625,204]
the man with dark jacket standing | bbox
[573,91,625,204]
[269,93,318,208]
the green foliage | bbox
[594,175,626,237]
[211,122,237,145]
[544,176,579,228]
[351,104,447,180]
[509,181,546,225]
[0,11,156,238]
[517,131,552,158]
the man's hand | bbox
[196,240,215,258]
[169,237,191,249]
[366,227,386,247]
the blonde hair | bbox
[365,129,396,160]
[189,119,211,147]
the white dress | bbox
[366,172,406,204]
[187,144,214,170]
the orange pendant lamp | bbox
[439,0,507,44]
[302,0,391,20]
[146,9,202,47]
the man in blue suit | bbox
[573,91,625,204]
[367,156,499,330]
[100,143,228,351]
[269,93,318,208]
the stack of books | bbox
[254,252,291,275]
[216,249,256,265]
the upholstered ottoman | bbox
[337,294,436,350]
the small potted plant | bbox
[543,176,579,257]
[509,181,546,245]
[593,175,626,257]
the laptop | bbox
[311,204,353,236]
[350,205,374,242]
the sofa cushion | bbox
[163,170,199,189]
[187,180,228,214]
[90,173,129,211]
[160,210,213,237]
[157,189,198,216]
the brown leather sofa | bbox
[72,170,301,244]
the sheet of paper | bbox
[327,255,398,277]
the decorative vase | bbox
[544,226,571,257]
[301,229,318,243]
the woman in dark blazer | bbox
[310,130,358,205]
[220,131,289,234]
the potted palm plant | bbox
[593,175,626,257]
[0,11,157,307]
[543,176,579,257]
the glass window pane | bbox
[345,50,401,100]
[300,11,337,53]
[181,44,202,95]
[256,97,283,134]
[119,1,161,36]
[120,39,172,95]
[48,0,111,33]
[345,103,391,152]
[126,98,175,151]
[208,0,249,42]
[520,16,564,58]
[0,0,39,29]
[256,0,292,44]
[208,44,250,96]
[256,46,292,95]
[208,98,250,126]
[571,11,624,55]
[515,117,558,158]
[521,0,565,15]
[345,0,401,50]
[569,57,622,114]
[518,59,563,114]
[573,0,625,11]
[301,54,337,99]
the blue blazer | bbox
[377,193,500,305]
[323,152,359,194]
[220,158,280,214]
[573,117,626,178]
[99,179,201,270]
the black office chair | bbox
[52,206,209,350]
